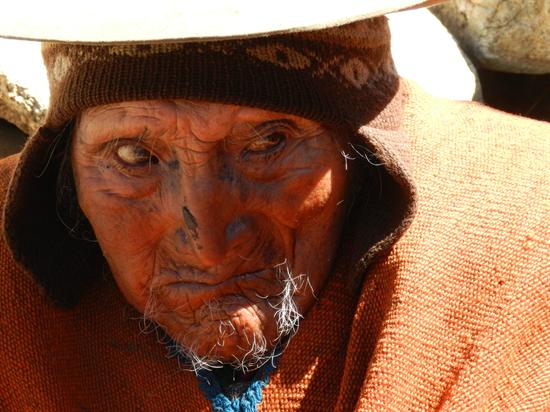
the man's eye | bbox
[116,144,159,166]
[245,132,286,154]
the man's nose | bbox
[179,170,256,267]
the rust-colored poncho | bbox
[0,82,548,411]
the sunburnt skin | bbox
[71,99,358,370]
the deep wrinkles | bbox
[145,261,304,373]
[154,269,278,311]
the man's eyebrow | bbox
[134,126,152,142]
[249,118,299,134]
[88,126,154,153]
[105,127,147,143]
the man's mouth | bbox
[153,268,281,310]
[140,260,304,373]
[158,266,274,286]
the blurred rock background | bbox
[432,0,550,121]
[0,2,548,158]
[0,39,47,156]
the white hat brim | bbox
[0,0,445,44]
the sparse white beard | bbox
[147,261,310,374]
[183,260,307,374]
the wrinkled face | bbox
[72,100,354,371]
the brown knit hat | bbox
[2,17,416,307]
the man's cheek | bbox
[295,169,335,219]
[272,168,338,226]
[102,235,160,311]
[89,203,164,246]
[77,172,167,240]
[81,198,166,301]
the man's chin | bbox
[143,262,304,371]
[163,296,282,371]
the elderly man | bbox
[0,1,548,411]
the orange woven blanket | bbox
[0,83,548,411]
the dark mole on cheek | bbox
[182,206,198,239]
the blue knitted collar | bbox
[167,337,279,412]
[196,361,277,412]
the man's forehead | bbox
[77,99,319,142]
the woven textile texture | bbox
[0,81,548,410]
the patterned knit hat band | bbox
[42,16,396,130]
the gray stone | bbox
[0,39,48,135]
[432,0,550,74]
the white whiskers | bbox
[139,260,311,375]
